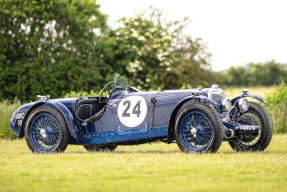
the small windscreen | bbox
[114,75,128,88]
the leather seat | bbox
[75,98,99,120]
[77,104,94,120]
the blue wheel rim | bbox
[30,113,60,151]
[180,111,213,151]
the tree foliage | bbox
[0,3,215,102]
[223,60,287,86]
[0,0,110,102]
[107,9,214,90]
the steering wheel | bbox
[98,76,129,104]
[82,77,128,125]
[99,81,116,104]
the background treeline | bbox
[1,0,287,103]
[222,60,287,86]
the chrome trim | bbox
[37,95,50,100]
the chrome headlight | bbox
[222,98,232,112]
[238,98,249,112]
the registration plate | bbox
[15,112,25,127]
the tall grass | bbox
[0,100,21,139]
[267,101,287,133]
[265,81,287,133]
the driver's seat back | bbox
[77,104,94,120]
[75,98,99,120]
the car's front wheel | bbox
[229,102,272,152]
[175,102,224,153]
[25,106,70,153]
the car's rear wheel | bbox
[83,144,117,152]
[229,102,272,152]
[175,102,223,153]
[25,106,70,153]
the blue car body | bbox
[10,86,267,146]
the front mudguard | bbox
[167,95,218,143]
[15,100,78,139]
[231,93,267,105]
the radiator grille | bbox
[211,94,224,103]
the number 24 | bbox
[122,100,141,117]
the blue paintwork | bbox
[70,125,168,145]
[42,99,78,138]
[30,113,60,151]
[10,85,267,147]
[11,98,79,139]
[231,93,268,105]
[10,100,47,137]
[180,111,213,151]
[223,121,236,129]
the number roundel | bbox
[117,96,147,127]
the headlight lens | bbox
[222,98,232,112]
[238,98,249,112]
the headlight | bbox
[238,98,249,112]
[222,98,232,112]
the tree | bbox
[0,0,109,102]
[107,9,213,90]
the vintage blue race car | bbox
[10,76,273,153]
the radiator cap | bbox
[211,84,219,89]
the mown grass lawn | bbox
[0,135,286,192]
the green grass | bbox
[0,100,21,139]
[1,135,287,192]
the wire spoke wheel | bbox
[238,112,262,146]
[30,113,60,151]
[25,106,70,153]
[228,102,273,152]
[180,111,213,151]
[175,103,223,153]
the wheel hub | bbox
[40,128,47,138]
[190,126,197,135]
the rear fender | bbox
[231,94,267,105]
[167,95,217,143]
[19,100,78,139]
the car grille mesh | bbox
[211,93,224,103]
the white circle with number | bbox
[117,96,147,127]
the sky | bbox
[97,0,287,71]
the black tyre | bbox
[83,144,117,152]
[24,106,70,153]
[175,102,224,153]
[229,102,272,152]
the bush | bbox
[266,81,287,133]
[64,90,100,98]
[0,100,22,139]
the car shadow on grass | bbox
[64,150,181,154]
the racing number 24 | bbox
[122,100,141,117]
